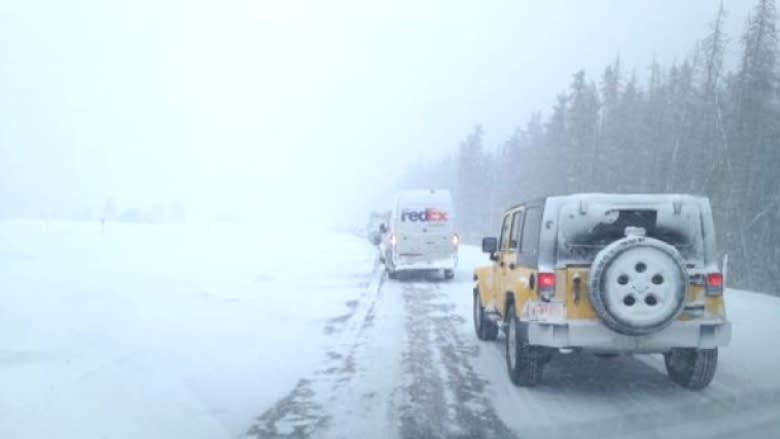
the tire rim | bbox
[602,246,685,328]
[507,313,517,370]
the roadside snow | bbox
[0,221,376,439]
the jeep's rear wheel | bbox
[664,348,718,390]
[473,288,498,340]
[505,303,543,386]
[590,236,688,336]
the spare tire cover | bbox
[589,236,688,336]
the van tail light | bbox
[451,233,460,247]
[706,273,724,296]
[538,272,556,301]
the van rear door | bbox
[395,205,454,258]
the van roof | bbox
[395,189,453,205]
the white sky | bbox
[0,0,753,224]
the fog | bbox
[0,0,752,226]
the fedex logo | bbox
[401,208,448,222]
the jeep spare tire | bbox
[589,236,687,336]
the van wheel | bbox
[505,303,543,387]
[473,288,498,340]
[444,269,455,280]
[385,253,397,279]
[664,348,718,390]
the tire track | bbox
[249,268,517,439]
[396,282,451,439]
[396,279,517,439]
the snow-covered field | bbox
[0,221,377,438]
[2,221,779,439]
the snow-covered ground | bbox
[0,221,377,438]
[2,221,779,438]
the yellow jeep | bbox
[473,194,731,389]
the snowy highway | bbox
[2,222,780,439]
[254,250,780,439]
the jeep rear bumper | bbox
[525,319,731,353]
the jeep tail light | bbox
[389,233,397,247]
[706,273,724,296]
[538,272,556,301]
[451,233,460,247]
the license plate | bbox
[526,301,566,322]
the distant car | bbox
[473,193,731,389]
[365,212,388,246]
[380,189,459,280]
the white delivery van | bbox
[380,189,459,280]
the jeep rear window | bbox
[556,203,705,266]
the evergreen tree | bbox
[644,58,673,190]
[456,125,487,237]
[734,0,779,289]
[567,70,601,187]
[615,73,645,191]
[599,57,623,188]
[702,1,728,99]
[544,93,569,194]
